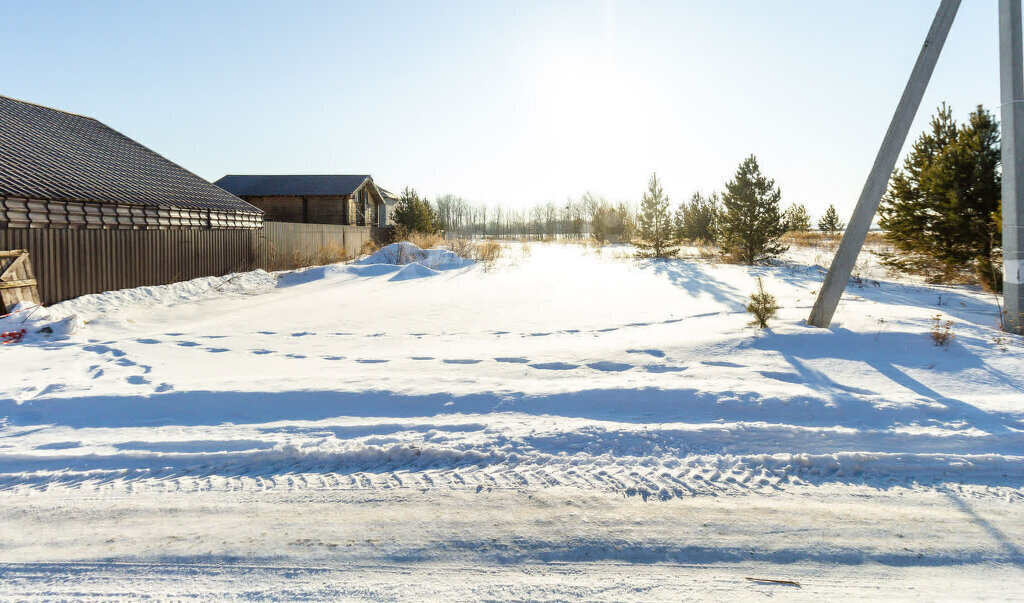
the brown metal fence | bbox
[0,228,257,306]
[0,221,393,306]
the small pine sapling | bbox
[930,314,954,347]
[746,277,779,329]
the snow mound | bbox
[275,264,351,287]
[51,270,278,319]
[358,242,474,271]
[389,262,442,282]
[0,302,82,343]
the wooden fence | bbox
[0,249,41,311]
[0,222,391,306]
[256,222,378,271]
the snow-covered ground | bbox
[1,242,1022,600]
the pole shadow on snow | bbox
[749,327,1024,436]
[939,486,1024,569]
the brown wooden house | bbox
[214,175,395,228]
[0,94,264,304]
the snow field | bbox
[1,241,1022,599]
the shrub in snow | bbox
[930,314,955,347]
[746,277,779,329]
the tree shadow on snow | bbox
[648,261,746,308]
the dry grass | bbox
[476,240,502,266]
[445,238,478,259]
[289,242,350,269]
[779,230,887,249]
[360,238,381,257]
[408,231,444,250]
[445,238,503,269]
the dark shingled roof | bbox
[0,95,260,213]
[215,175,372,197]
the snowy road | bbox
[2,487,1022,600]
[1,243,1023,599]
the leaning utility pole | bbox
[1001,0,1024,334]
[807,0,961,328]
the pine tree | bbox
[393,187,440,235]
[817,204,844,235]
[782,203,812,232]
[618,203,637,244]
[878,104,1001,289]
[719,155,787,264]
[634,173,678,258]
[675,192,721,243]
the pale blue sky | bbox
[0,0,1008,217]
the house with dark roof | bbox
[0,94,264,304]
[215,174,396,228]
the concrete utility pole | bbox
[1001,0,1024,334]
[807,0,961,328]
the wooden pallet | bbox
[1,249,41,312]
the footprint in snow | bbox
[176,341,200,347]
[443,359,482,365]
[126,375,150,385]
[291,332,313,337]
[586,361,633,372]
[645,365,688,373]
[321,355,345,361]
[206,348,230,353]
[702,360,744,368]
[251,349,273,355]
[626,348,666,358]
[83,344,126,357]
[356,359,388,364]
[135,338,161,344]
[411,356,434,361]
[495,357,529,364]
[529,362,579,371]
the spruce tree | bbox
[817,204,844,235]
[878,104,1001,289]
[782,203,812,232]
[719,155,787,264]
[635,173,678,258]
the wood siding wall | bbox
[243,195,353,225]
[0,227,257,305]
[0,197,262,229]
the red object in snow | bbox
[1,329,26,344]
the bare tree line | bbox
[433,193,634,241]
